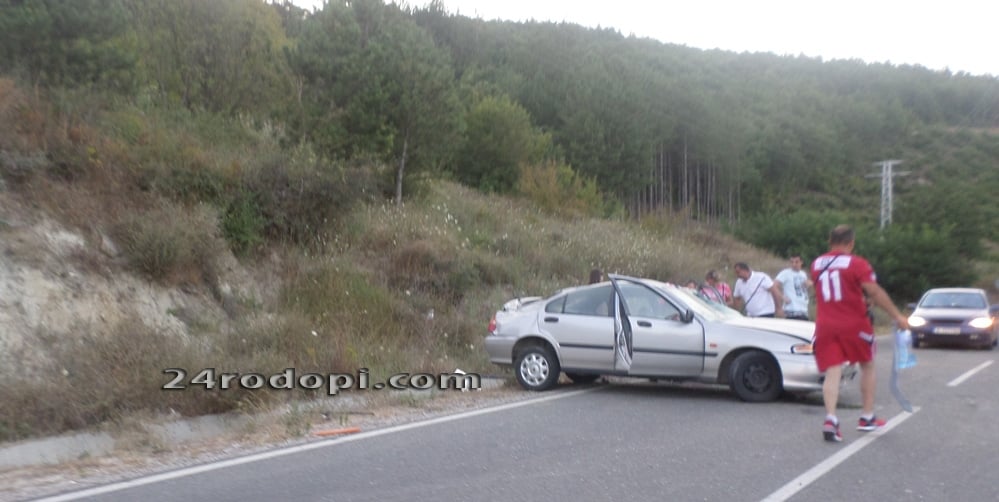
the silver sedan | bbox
[485,274,856,402]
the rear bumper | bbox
[484,334,517,366]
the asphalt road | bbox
[36,337,997,502]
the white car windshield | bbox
[646,280,743,321]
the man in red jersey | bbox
[812,225,909,442]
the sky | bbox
[291,0,998,78]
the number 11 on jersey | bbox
[819,270,842,302]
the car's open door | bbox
[610,275,633,372]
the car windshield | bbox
[920,292,987,309]
[647,281,743,322]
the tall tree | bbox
[284,1,364,155]
[288,0,460,202]
[0,0,136,90]
[362,1,461,204]
[454,94,550,193]
[128,0,290,115]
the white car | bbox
[485,274,856,402]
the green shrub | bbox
[222,190,266,256]
[517,160,610,218]
[113,202,223,284]
[148,151,233,205]
[453,94,551,193]
[733,209,851,260]
[857,224,976,302]
[103,108,148,145]
[242,158,378,247]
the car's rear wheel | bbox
[728,351,783,402]
[565,372,600,384]
[515,345,561,391]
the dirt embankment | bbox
[0,190,266,380]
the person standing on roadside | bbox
[701,270,733,306]
[812,224,909,443]
[589,268,603,284]
[776,255,813,320]
[733,262,784,318]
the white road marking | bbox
[947,360,993,387]
[760,408,920,502]
[35,387,598,502]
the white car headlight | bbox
[908,316,927,328]
[969,317,994,329]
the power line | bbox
[865,159,910,230]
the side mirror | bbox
[906,302,918,311]
[990,304,999,316]
[681,310,695,323]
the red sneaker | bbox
[823,419,842,442]
[857,416,886,431]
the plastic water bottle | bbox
[894,329,917,370]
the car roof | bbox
[608,273,675,288]
[552,277,678,295]
[922,287,986,295]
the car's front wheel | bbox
[515,345,561,391]
[728,351,783,402]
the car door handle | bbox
[637,321,652,327]
[544,317,559,323]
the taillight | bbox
[488,317,497,334]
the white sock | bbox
[861,413,874,421]
[826,414,838,424]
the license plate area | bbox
[934,327,961,335]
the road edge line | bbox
[35,387,598,502]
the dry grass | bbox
[348,181,785,294]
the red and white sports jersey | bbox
[811,252,876,338]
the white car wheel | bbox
[515,346,560,391]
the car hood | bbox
[722,317,815,341]
[913,307,988,319]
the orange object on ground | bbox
[313,426,362,437]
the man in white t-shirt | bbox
[775,255,813,320]
[733,262,785,318]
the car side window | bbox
[545,296,566,313]
[563,285,613,317]
[619,282,681,320]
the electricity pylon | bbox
[865,159,910,230]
